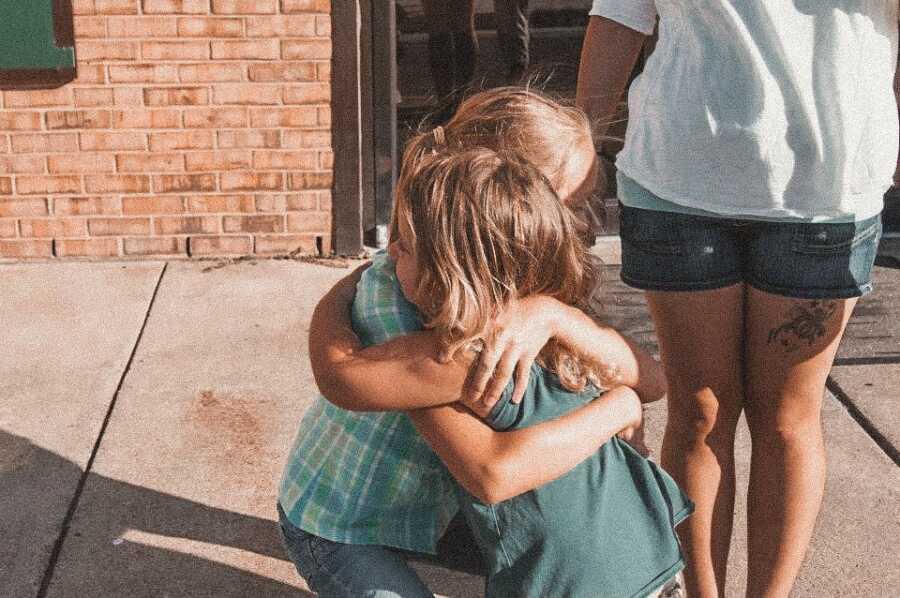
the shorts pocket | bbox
[619,205,688,257]
[790,217,881,256]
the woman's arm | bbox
[575,15,649,140]
[408,385,643,504]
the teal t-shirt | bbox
[457,365,693,598]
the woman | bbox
[576,1,897,596]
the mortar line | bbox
[36,262,169,598]
[827,376,900,468]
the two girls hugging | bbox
[277,88,691,598]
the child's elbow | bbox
[461,459,521,505]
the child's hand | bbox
[617,415,651,457]
[460,296,565,418]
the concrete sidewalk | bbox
[2,246,898,597]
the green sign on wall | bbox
[0,0,76,89]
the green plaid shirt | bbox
[278,251,459,553]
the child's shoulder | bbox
[351,250,423,345]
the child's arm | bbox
[408,385,643,504]
[467,296,667,411]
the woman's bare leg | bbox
[648,284,746,598]
[743,288,856,597]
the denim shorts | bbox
[618,204,882,299]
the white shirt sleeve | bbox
[589,0,657,36]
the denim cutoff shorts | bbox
[619,203,882,300]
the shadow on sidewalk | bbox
[1,429,307,597]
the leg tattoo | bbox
[767,300,838,352]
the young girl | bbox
[386,143,692,597]
[279,88,670,596]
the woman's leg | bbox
[278,507,434,597]
[648,285,746,598]
[742,289,856,597]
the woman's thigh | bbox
[278,507,434,598]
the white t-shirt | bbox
[590,0,899,221]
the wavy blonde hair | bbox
[393,143,608,392]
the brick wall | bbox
[0,0,333,260]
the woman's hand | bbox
[459,296,565,418]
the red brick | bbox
[183,107,248,128]
[284,191,319,210]
[116,152,185,172]
[317,190,331,209]
[74,16,108,37]
[142,0,208,14]
[108,16,177,37]
[95,0,140,14]
[282,129,329,149]
[113,87,144,105]
[149,130,214,151]
[316,14,330,36]
[185,151,251,171]
[283,83,330,104]
[142,41,210,61]
[16,176,82,195]
[19,218,88,238]
[53,196,121,216]
[122,195,185,214]
[72,0,95,14]
[84,174,151,193]
[211,40,279,60]
[178,17,244,37]
[79,41,139,61]
[153,173,217,193]
[0,112,43,131]
[56,238,121,257]
[286,210,329,232]
[47,153,116,174]
[218,129,280,149]
[319,149,333,169]
[220,172,283,191]
[317,106,330,126]
[0,178,10,194]
[74,64,107,84]
[316,61,330,81]
[123,236,187,255]
[252,150,317,170]
[212,84,282,105]
[249,106,316,128]
[80,132,147,151]
[112,109,182,129]
[211,0,277,14]
[0,219,17,237]
[255,233,318,255]
[246,15,315,37]
[222,214,283,233]
[281,0,330,13]
[88,217,152,235]
[46,110,112,130]
[252,193,285,211]
[74,87,115,107]
[109,64,180,83]
[186,194,254,213]
[5,88,73,108]
[154,215,219,234]
[282,39,330,60]
[0,239,53,258]
[247,62,316,82]
[144,87,209,106]
[0,155,45,174]
[0,198,48,217]
[288,171,331,190]
[178,63,244,82]
[188,234,252,255]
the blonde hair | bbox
[393,143,608,392]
